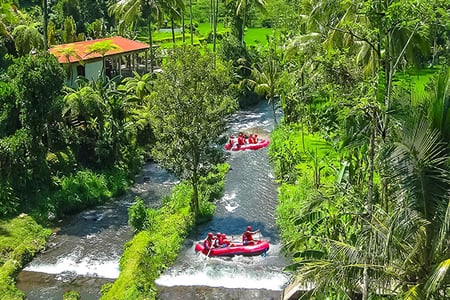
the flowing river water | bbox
[16,101,290,299]
[16,164,178,299]
[155,102,290,299]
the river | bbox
[16,164,177,299]
[155,102,290,299]
[16,101,290,299]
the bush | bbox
[53,170,111,214]
[46,148,76,177]
[0,182,19,217]
[128,197,148,232]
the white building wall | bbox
[85,61,103,82]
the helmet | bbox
[221,233,227,238]
[216,232,221,236]
[247,225,252,231]
[208,232,213,237]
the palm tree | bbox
[382,118,450,298]
[244,52,282,125]
[163,0,184,46]
[188,0,194,45]
[42,0,48,50]
[212,0,219,52]
[225,0,266,44]
[120,71,153,101]
[294,119,450,299]
[109,0,163,73]
[86,40,120,79]
[53,45,84,85]
[12,22,43,56]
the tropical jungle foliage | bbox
[0,0,449,299]
[266,0,450,299]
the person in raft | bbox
[237,132,245,145]
[204,232,215,250]
[221,233,232,246]
[247,133,253,144]
[228,134,235,147]
[214,232,230,248]
[242,225,260,245]
[214,232,222,248]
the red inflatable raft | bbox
[195,240,270,257]
[224,139,270,151]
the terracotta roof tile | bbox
[49,36,149,63]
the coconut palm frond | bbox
[423,258,450,298]
[403,284,424,300]
[285,33,321,58]
[389,119,449,221]
[432,197,450,259]
[428,66,450,142]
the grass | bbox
[137,22,274,51]
[244,28,273,47]
[396,66,441,105]
[0,214,52,299]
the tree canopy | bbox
[148,45,237,216]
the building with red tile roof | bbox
[49,36,149,63]
[49,36,153,86]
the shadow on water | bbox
[53,188,163,238]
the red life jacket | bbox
[242,231,253,242]
[204,238,213,249]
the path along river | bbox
[16,101,290,299]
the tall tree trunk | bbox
[149,16,154,72]
[383,31,393,141]
[192,171,199,218]
[241,0,247,44]
[210,0,213,30]
[189,0,194,45]
[368,106,375,214]
[182,15,186,43]
[213,0,218,52]
[270,96,278,125]
[43,0,48,50]
[171,17,176,46]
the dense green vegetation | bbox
[1,0,450,299]
[265,1,450,299]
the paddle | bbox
[206,246,213,258]
[250,229,261,243]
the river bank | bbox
[0,214,51,299]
